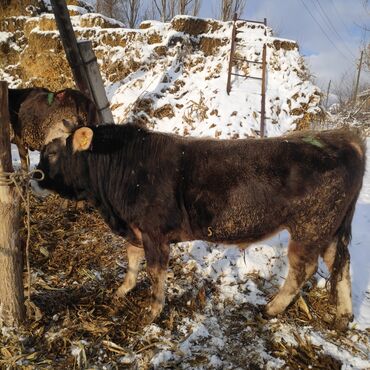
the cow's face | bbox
[35,126,94,200]
[35,137,75,198]
[44,118,79,146]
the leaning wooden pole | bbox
[77,40,114,124]
[0,81,25,326]
[260,43,267,138]
[353,50,364,105]
[226,13,237,95]
[50,0,93,100]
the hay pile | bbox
[1,6,323,136]
[1,193,368,368]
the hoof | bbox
[333,314,353,332]
[113,288,127,301]
[143,311,158,326]
[264,302,280,318]
[262,308,274,320]
[143,299,164,325]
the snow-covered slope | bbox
[1,9,322,137]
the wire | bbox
[314,0,357,59]
[298,0,353,62]
[329,0,354,37]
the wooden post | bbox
[50,0,93,100]
[77,40,114,124]
[325,79,331,109]
[353,50,364,105]
[260,43,267,138]
[226,13,238,95]
[0,81,25,326]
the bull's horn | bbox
[73,127,93,152]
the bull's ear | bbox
[62,119,75,133]
[73,127,93,152]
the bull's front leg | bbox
[115,243,144,298]
[142,236,170,323]
[14,137,29,171]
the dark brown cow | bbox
[35,123,366,329]
[8,87,99,170]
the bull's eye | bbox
[47,152,57,160]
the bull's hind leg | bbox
[265,239,319,317]
[115,243,144,298]
[322,240,353,330]
[142,237,170,322]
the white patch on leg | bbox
[336,260,352,319]
[265,271,300,316]
[115,244,144,298]
[266,254,317,316]
[322,240,337,272]
[146,267,167,322]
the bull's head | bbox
[44,118,81,147]
[34,125,94,200]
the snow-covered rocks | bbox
[1,9,322,136]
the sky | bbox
[197,0,369,92]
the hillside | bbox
[0,2,323,137]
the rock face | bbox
[0,5,323,137]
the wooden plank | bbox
[237,18,266,25]
[231,73,262,80]
[50,0,93,100]
[226,13,238,95]
[234,58,263,64]
[77,40,114,124]
[0,81,25,326]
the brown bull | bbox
[9,87,99,170]
[36,123,366,329]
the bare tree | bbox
[333,71,357,108]
[219,0,247,21]
[96,0,122,19]
[121,0,142,28]
[150,0,202,21]
[142,2,157,21]
[154,0,169,21]
[365,43,370,72]
[192,0,201,16]
[177,0,202,15]
[178,0,188,14]
[168,0,177,19]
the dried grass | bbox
[0,192,367,368]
